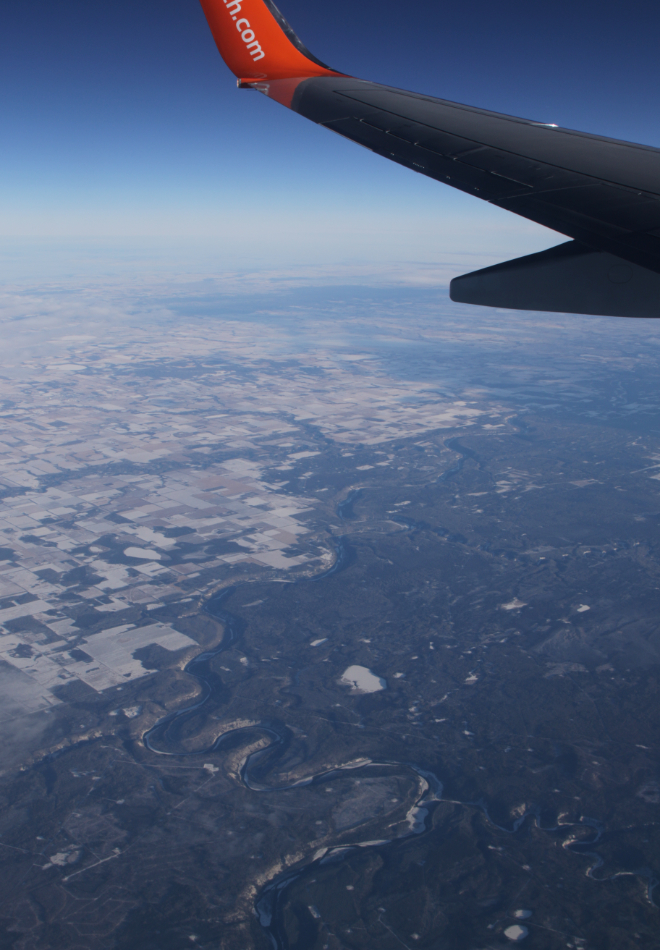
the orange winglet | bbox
[199,0,345,86]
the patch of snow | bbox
[48,852,70,867]
[124,547,161,560]
[504,924,529,941]
[44,850,80,869]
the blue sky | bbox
[1,0,659,277]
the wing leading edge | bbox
[199,0,660,317]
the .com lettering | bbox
[224,0,265,61]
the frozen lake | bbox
[340,665,387,693]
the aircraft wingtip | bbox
[199,0,344,85]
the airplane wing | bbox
[199,0,660,317]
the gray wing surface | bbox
[284,77,660,316]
